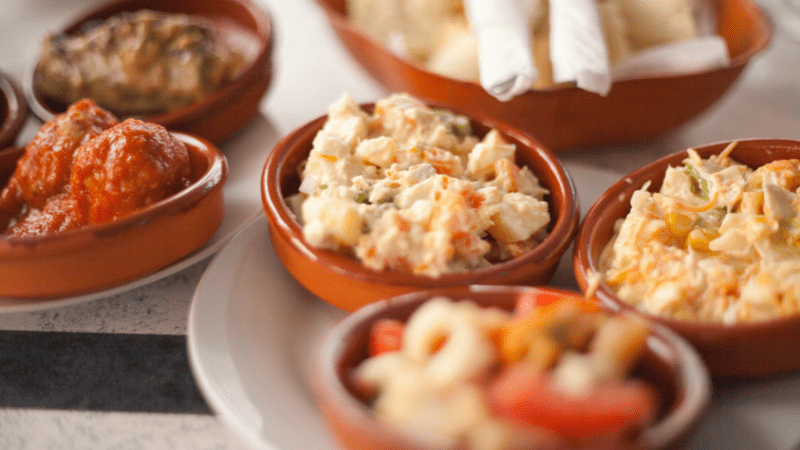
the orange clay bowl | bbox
[574,139,800,379]
[0,132,227,299]
[312,285,711,450]
[261,104,579,312]
[25,0,273,145]
[0,70,28,150]
[315,0,771,152]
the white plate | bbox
[186,164,618,449]
[187,213,344,450]
[187,164,800,450]
[0,114,276,313]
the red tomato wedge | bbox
[514,290,600,317]
[487,364,657,441]
[368,318,405,356]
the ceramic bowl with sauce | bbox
[312,285,711,450]
[0,131,227,299]
[574,139,800,378]
[261,101,580,312]
[0,70,28,150]
[314,0,771,151]
[25,0,274,144]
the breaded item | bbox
[529,0,553,89]
[345,0,699,89]
[612,0,697,50]
[347,0,464,61]
[426,20,479,82]
[598,1,632,65]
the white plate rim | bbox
[187,214,277,450]
[187,214,345,450]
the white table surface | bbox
[0,0,798,448]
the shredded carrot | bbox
[712,141,739,165]
[320,154,337,162]
[657,191,720,213]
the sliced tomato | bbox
[368,318,405,356]
[514,290,600,318]
[487,364,657,441]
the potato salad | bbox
[600,143,800,324]
[285,93,550,277]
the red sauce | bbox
[0,99,191,237]
[6,99,118,210]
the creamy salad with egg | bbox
[600,142,800,324]
[285,93,550,277]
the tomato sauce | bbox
[0,99,191,237]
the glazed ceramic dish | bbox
[574,139,800,378]
[314,0,771,151]
[0,70,28,150]
[0,132,227,299]
[312,285,711,450]
[261,103,580,312]
[25,0,274,144]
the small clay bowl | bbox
[0,70,28,150]
[261,102,580,312]
[25,0,273,144]
[574,139,800,378]
[0,132,227,299]
[314,0,771,151]
[312,285,711,450]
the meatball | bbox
[70,118,191,224]
[4,98,119,210]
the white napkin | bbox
[464,0,731,100]
[550,0,612,96]
[463,0,538,101]
[611,36,730,80]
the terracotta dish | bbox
[261,103,579,312]
[574,139,800,378]
[0,70,28,150]
[312,285,711,450]
[25,0,274,144]
[314,0,771,151]
[0,132,227,299]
